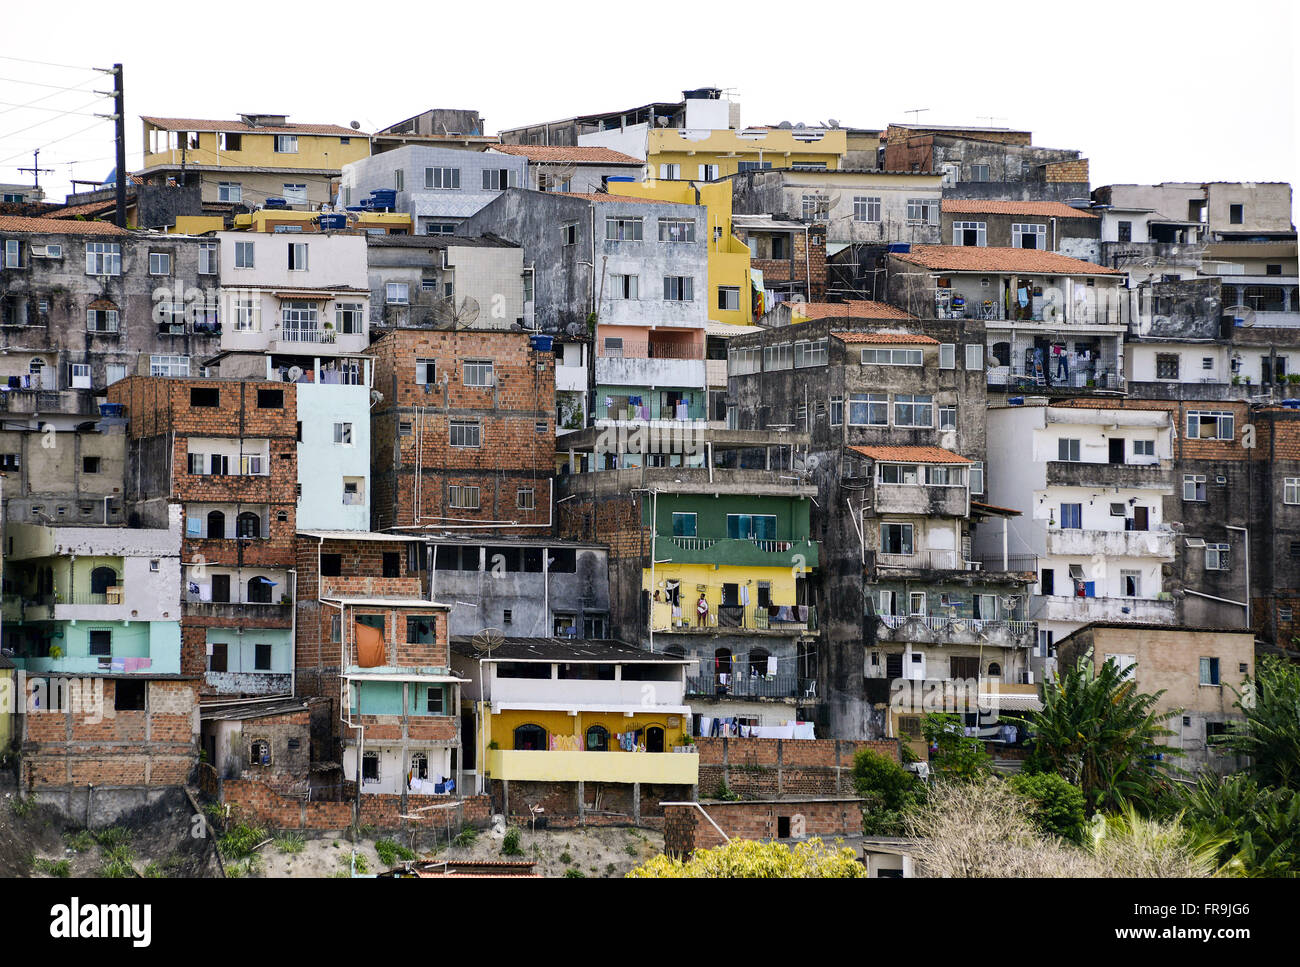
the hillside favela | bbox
[1,73,1298,886]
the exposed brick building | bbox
[368,327,555,533]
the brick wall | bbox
[489,779,694,829]
[1045,159,1090,184]
[662,797,866,857]
[749,229,828,302]
[219,775,491,832]
[695,737,898,798]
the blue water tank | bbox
[1008,397,1025,406]
[605,176,635,183]
[264,197,288,208]
[99,403,124,418]
[1282,399,1300,409]
[369,189,397,211]
[529,334,554,353]
[887,242,911,253]
[318,213,347,231]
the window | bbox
[1116,220,1132,243]
[334,302,364,335]
[362,751,380,784]
[415,358,436,384]
[952,221,986,247]
[463,359,493,387]
[879,464,920,485]
[1285,478,1300,504]
[1058,438,1081,462]
[1121,570,1141,597]
[561,224,577,246]
[727,514,777,540]
[969,163,990,182]
[333,422,353,445]
[1187,410,1234,441]
[1155,353,1180,380]
[89,630,112,656]
[3,239,21,268]
[385,282,409,304]
[1134,439,1155,457]
[698,163,719,180]
[849,393,888,426]
[149,252,171,275]
[853,196,881,222]
[1059,503,1082,529]
[658,218,696,242]
[939,406,956,430]
[893,394,933,427]
[1184,474,1207,501]
[830,395,844,426]
[1205,543,1230,570]
[1011,223,1047,250]
[881,523,914,555]
[391,168,404,192]
[342,478,363,505]
[801,194,830,222]
[737,161,772,172]
[612,274,639,299]
[234,240,254,268]
[605,216,643,241]
[794,338,828,368]
[663,276,694,301]
[287,241,308,271]
[907,198,937,223]
[969,462,984,494]
[219,132,242,151]
[939,343,955,369]
[1229,204,1243,225]
[449,420,481,448]
[85,242,121,276]
[481,168,518,190]
[449,485,480,508]
[150,354,189,377]
[217,181,242,203]
[517,488,535,510]
[717,286,740,311]
[425,166,461,189]
[659,163,680,179]
[1200,657,1221,685]
[861,348,922,366]
[115,680,146,711]
[282,184,307,205]
[86,308,119,333]
[671,512,698,537]
[965,344,984,370]
[274,134,298,153]
[190,387,219,407]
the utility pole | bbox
[95,64,126,227]
[17,150,52,195]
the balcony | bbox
[686,674,814,700]
[968,554,1040,576]
[1038,594,1175,624]
[0,389,104,417]
[1046,527,1175,560]
[594,342,706,389]
[7,589,132,622]
[183,600,292,623]
[657,535,818,569]
[874,615,1037,648]
[486,748,698,785]
[489,676,685,707]
[988,367,1124,393]
[653,603,815,634]
[873,550,981,575]
[870,484,968,517]
[1045,460,1171,491]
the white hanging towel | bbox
[739,584,750,606]
[766,656,778,676]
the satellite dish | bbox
[793,121,806,130]
[1226,305,1255,328]
[777,121,793,129]
[350,120,361,130]
[369,389,384,405]
[565,322,583,337]
[827,118,840,128]
[287,366,304,383]
[1000,595,1020,611]
[806,454,820,470]
[655,116,670,127]
[455,297,480,327]
[471,628,505,654]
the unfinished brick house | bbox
[109,376,299,697]
[367,327,555,533]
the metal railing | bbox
[661,604,816,632]
[686,674,813,699]
[664,536,800,554]
[876,615,1034,636]
[597,341,705,360]
[969,553,1039,573]
[988,366,1123,391]
[280,328,339,344]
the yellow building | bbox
[607,179,754,328]
[0,655,13,753]
[228,208,412,235]
[646,127,847,182]
[139,113,371,211]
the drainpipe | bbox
[1226,525,1249,628]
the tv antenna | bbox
[903,108,930,124]
[977,115,1007,125]
[18,149,53,191]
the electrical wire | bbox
[0,73,104,92]
[0,53,101,72]
[0,97,105,116]
[0,99,108,141]
[0,118,109,167]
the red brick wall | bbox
[663,798,865,857]
[220,776,491,831]
[695,737,898,798]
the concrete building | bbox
[138,113,370,214]
[461,189,710,430]
[1055,623,1253,775]
[367,327,555,534]
[451,636,697,812]
[731,215,828,307]
[883,124,1090,203]
[109,376,299,698]
[339,144,527,236]
[886,245,1128,393]
[939,200,1101,263]
[489,143,645,194]
[981,400,1178,660]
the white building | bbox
[981,400,1177,658]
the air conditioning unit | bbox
[1018,670,1035,685]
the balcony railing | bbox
[280,327,339,344]
[969,553,1039,573]
[597,341,705,360]
[686,674,814,699]
[665,536,800,554]
[988,366,1123,391]
[877,615,1035,636]
[657,603,815,632]
[874,550,980,572]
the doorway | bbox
[645,726,665,753]
[1109,438,1125,464]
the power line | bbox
[0,74,103,91]
[0,79,101,118]
[0,53,100,72]
[0,118,109,167]
[0,99,108,141]
[0,97,105,116]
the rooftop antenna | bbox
[18,149,52,191]
[903,108,930,124]
[977,115,1007,125]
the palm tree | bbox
[1024,656,1179,812]
[1213,655,1300,789]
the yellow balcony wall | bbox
[487,749,699,784]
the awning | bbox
[491,702,691,716]
[344,673,469,683]
[979,693,1044,712]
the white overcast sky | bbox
[1,0,1296,217]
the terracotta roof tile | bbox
[830,330,939,345]
[553,192,694,206]
[48,199,117,219]
[941,200,1098,219]
[141,116,361,137]
[848,445,972,464]
[798,300,917,321]
[892,244,1121,275]
[0,215,127,236]
[491,144,643,165]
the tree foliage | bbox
[921,713,993,779]
[1007,772,1088,845]
[1182,773,1300,877]
[1213,656,1300,789]
[851,748,923,835]
[626,837,865,878]
[1024,656,1178,811]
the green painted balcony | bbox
[656,535,818,569]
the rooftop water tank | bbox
[529,334,554,353]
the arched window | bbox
[236,512,261,539]
[987,662,1002,679]
[645,725,665,754]
[207,510,225,539]
[992,342,1012,367]
[247,576,273,604]
[513,724,546,751]
[250,739,270,766]
[90,566,118,595]
[664,645,686,658]
[585,725,609,752]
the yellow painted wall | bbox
[486,707,689,750]
[646,128,847,180]
[143,128,369,172]
[171,215,226,235]
[0,668,12,750]
[607,179,752,326]
[645,562,806,632]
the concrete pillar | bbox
[577,780,585,825]
[776,738,784,795]
[632,782,640,825]
[502,779,509,819]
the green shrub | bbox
[851,748,923,835]
[1008,772,1089,844]
[275,833,306,855]
[218,823,267,860]
[8,796,33,818]
[94,826,132,850]
[99,845,136,878]
[501,827,523,856]
[63,829,94,853]
[452,826,477,848]
[564,867,586,878]
[35,858,70,878]
[624,843,639,856]
[375,838,417,866]
[559,851,573,864]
